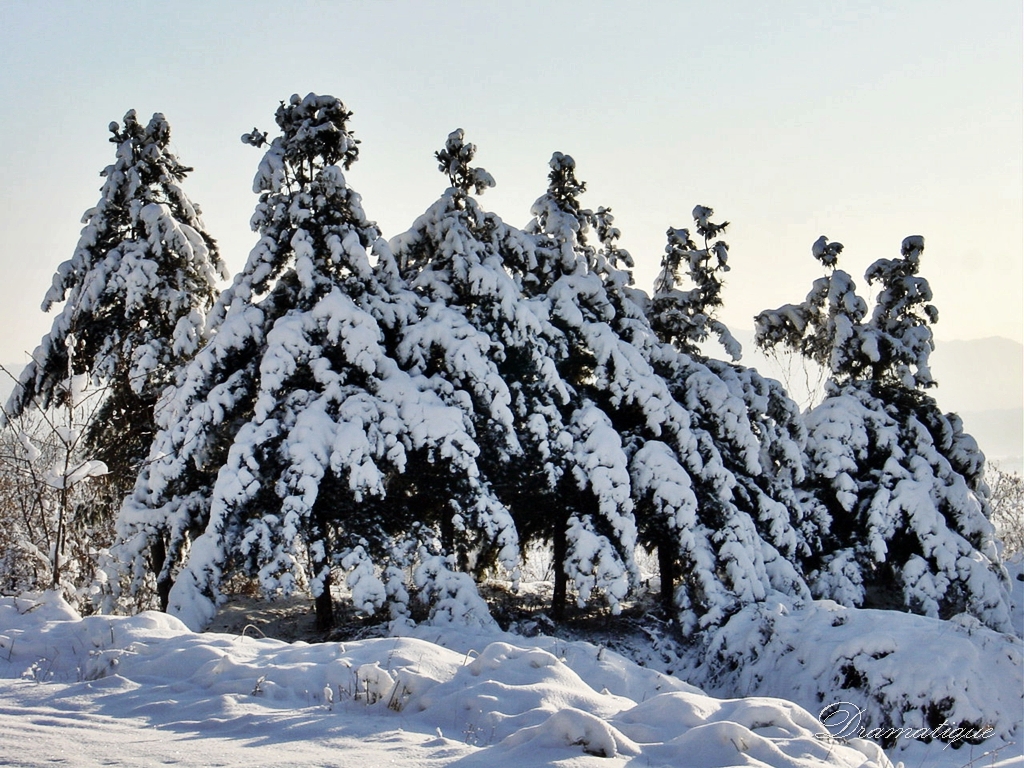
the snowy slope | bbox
[0,592,901,768]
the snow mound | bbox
[0,592,893,767]
[692,595,1023,761]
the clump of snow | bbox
[688,593,1023,763]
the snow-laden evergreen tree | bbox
[112,96,512,632]
[2,110,227,605]
[860,236,938,389]
[753,236,871,383]
[518,152,718,617]
[638,209,815,628]
[389,130,573,585]
[649,207,740,361]
[756,236,1012,630]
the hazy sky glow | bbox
[1,0,1021,368]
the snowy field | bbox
[1,586,1020,768]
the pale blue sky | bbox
[1,0,1021,368]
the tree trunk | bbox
[658,541,676,618]
[150,536,172,612]
[551,517,568,620]
[311,502,335,633]
[314,568,335,634]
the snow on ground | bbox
[0,592,898,768]
[0,589,1021,767]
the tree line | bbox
[0,93,1014,637]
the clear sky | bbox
[1,0,1020,368]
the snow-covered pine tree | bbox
[509,152,671,617]
[520,162,811,630]
[388,129,573,584]
[860,236,938,390]
[637,209,814,628]
[113,96,511,632]
[649,207,740,362]
[756,236,1012,630]
[637,350,817,630]
[753,235,874,386]
[2,110,227,606]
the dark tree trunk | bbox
[150,535,172,613]
[314,568,335,634]
[658,541,676,618]
[311,503,335,633]
[551,517,568,620]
